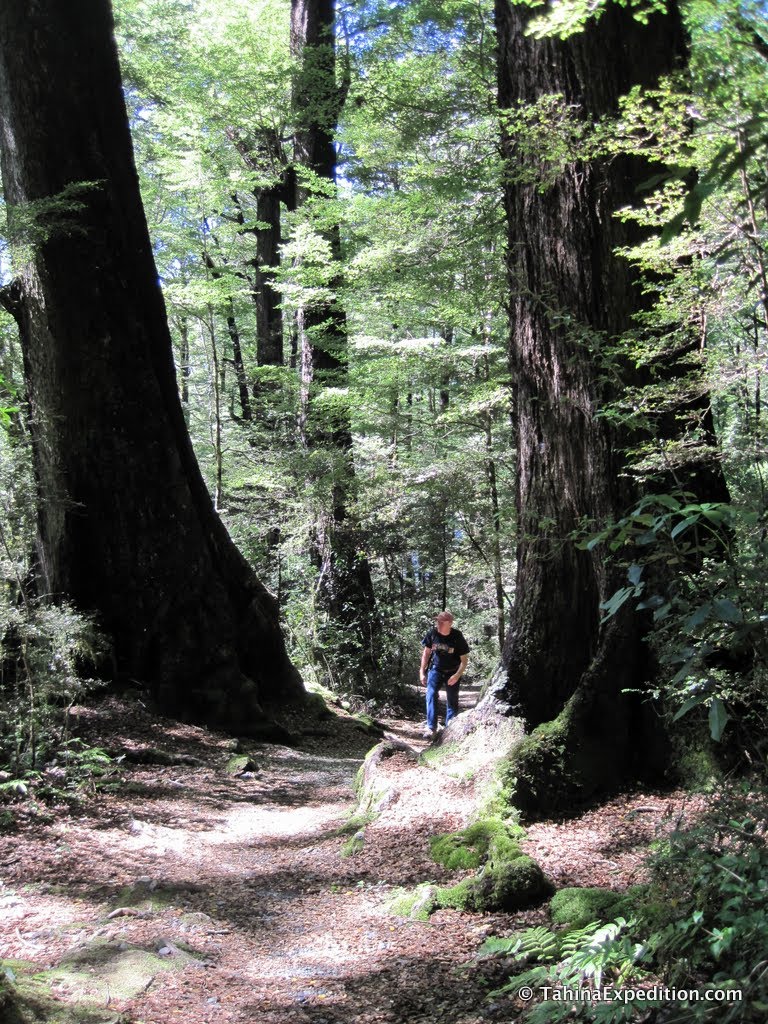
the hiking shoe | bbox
[423,726,436,739]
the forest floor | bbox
[0,688,707,1024]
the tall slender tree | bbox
[290,0,381,675]
[0,0,304,731]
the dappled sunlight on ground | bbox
[0,693,704,1024]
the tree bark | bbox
[176,317,191,418]
[229,133,286,368]
[0,0,304,731]
[484,417,506,652]
[253,182,285,367]
[475,0,727,814]
[225,299,253,422]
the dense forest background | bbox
[1,0,519,703]
[0,0,766,763]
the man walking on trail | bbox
[419,611,469,740]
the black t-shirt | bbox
[421,627,470,674]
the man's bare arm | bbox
[447,654,468,686]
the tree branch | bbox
[0,278,23,323]
[456,512,514,611]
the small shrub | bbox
[482,917,648,1023]
[642,784,768,1020]
[483,785,768,1022]
[0,598,107,774]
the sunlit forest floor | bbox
[0,695,706,1024]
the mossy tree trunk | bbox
[0,0,304,732]
[476,0,727,814]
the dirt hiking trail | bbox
[0,693,702,1024]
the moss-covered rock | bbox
[303,690,335,719]
[436,854,552,912]
[355,739,417,814]
[336,805,379,859]
[340,831,365,857]
[225,754,258,775]
[52,937,201,1000]
[304,680,339,710]
[435,877,478,911]
[0,940,199,1023]
[427,816,552,913]
[391,823,552,921]
[429,819,523,871]
[478,854,553,909]
[352,712,385,737]
[388,884,438,921]
[111,881,190,913]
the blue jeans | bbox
[426,667,460,731]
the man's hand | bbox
[447,674,460,686]
[419,673,426,687]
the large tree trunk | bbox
[470,0,727,814]
[290,0,380,679]
[0,0,304,732]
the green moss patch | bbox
[550,887,625,929]
[387,884,439,921]
[50,938,200,1000]
[336,810,375,837]
[418,741,459,769]
[436,854,552,912]
[225,754,258,775]
[337,809,376,857]
[111,884,172,913]
[389,852,552,918]
[351,712,385,737]
[340,833,365,857]
[300,691,334,721]
[430,819,523,871]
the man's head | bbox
[435,610,454,634]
